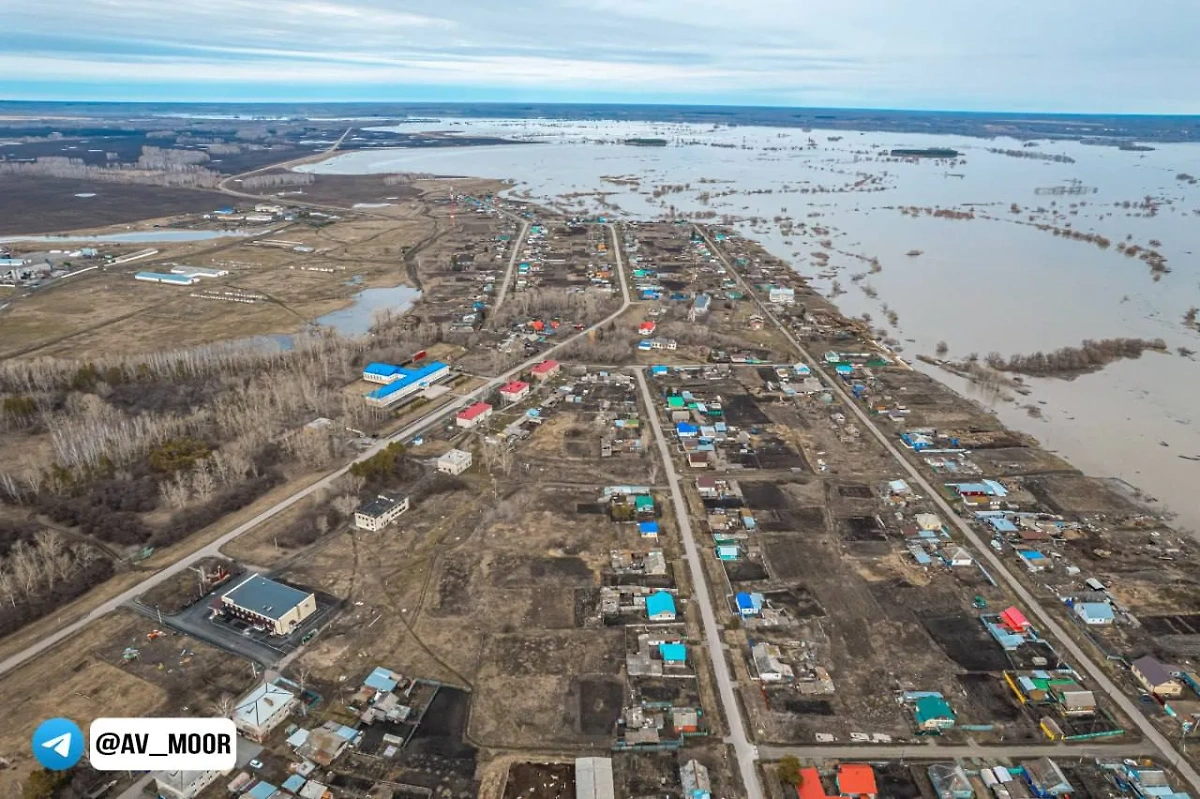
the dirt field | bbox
[0,175,229,234]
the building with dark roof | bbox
[354,493,409,531]
[221,574,316,636]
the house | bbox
[681,760,711,799]
[575,757,614,799]
[915,512,943,532]
[297,727,351,766]
[639,320,657,335]
[687,451,712,469]
[1053,688,1097,716]
[947,547,973,567]
[735,591,764,618]
[751,642,794,682]
[456,401,493,428]
[354,494,410,531]
[638,521,659,538]
[646,591,677,621]
[768,285,796,304]
[672,707,700,734]
[1022,757,1072,797]
[154,769,230,799]
[797,768,832,799]
[1000,606,1031,633]
[1074,601,1115,625]
[837,764,878,799]
[691,293,711,316]
[233,681,298,742]
[531,359,561,380]
[748,314,765,330]
[499,380,531,404]
[659,642,687,664]
[221,574,316,636]
[912,694,956,732]
[927,764,973,799]
[1131,655,1183,697]
[437,448,473,475]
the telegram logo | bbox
[32,718,85,770]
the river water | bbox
[300,119,1200,533]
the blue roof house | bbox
[1074,602,1115,625]
[735,592,764,617]
[638,521,660,538]
[659,643,687,663]
[677,422,699,437]
[646,591,677,621]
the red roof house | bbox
[837,764,878,798]
[499,380,530,403]
[456,402,493,428]
[639,320,657,335]
[796,768,832,799]
[531,360,561,380]
[1000,606,1030,632]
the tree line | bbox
[982,337,1168,377]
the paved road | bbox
[635,368,763,799]
[0,223,631,680]
[695,225,1200,789]
[759,742,1154,761]
[217,125,352,198]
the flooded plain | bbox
[302,119,1200,532]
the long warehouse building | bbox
[364,360,451,407]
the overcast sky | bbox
[4,0,1198,112]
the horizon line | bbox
[3,98,1200,119]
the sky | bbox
[3,0,1199,112]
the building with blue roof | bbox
[283,774,307,793]
[363,666,401,692]
[363,362,407,383]
[676,422,699,437]
[364,360,450,407]
[646,591,677,621]
[246,781,279,799]
[638,521,659,538]
[987,516,1019,533]
[221,574,316,636]
[735,592,763,617]
[659,642,687,663]
[1074,601,1115,625]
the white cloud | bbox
[4,0,1199,110]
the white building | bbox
[232,681,298,742]
[769,285,796,305]
[154,769,230,799]
[499,380,531,404]
[170,265,229,278]
[456,402,493,429]
[220,574,316,636]
[438,448,473,475]
[576,757,615,799]
[354,494,410,531]
[751,642,794,682]
[681,760,712,799]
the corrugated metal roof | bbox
[223,574,311,620]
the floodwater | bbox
[313,284,420,336]
[303,119,1200,533]
[0,229,250,244]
